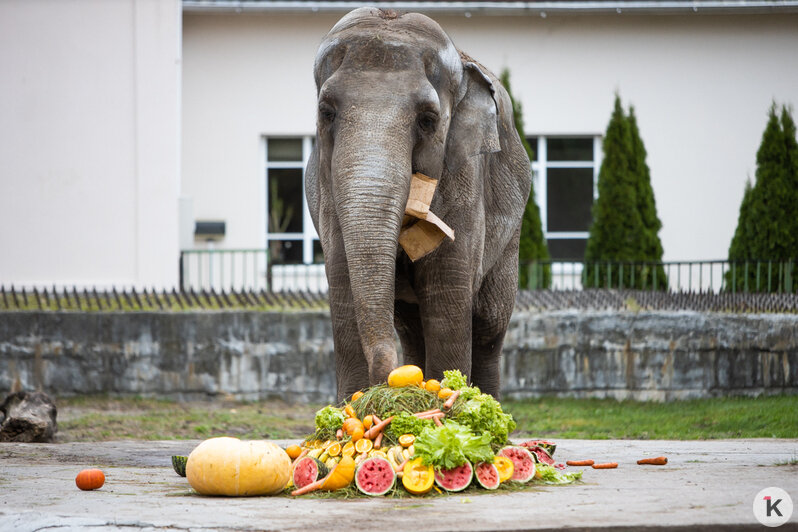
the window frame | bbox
[529,135,603,260]
[263,135,320,264]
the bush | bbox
[584,95,666,289]
[725,104,798,292]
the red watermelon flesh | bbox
[521,440,557,456]
[355,457,396,496]
[474,461,500,490]
[499,446,537,482]
[526,445,556,466]
[293,457,328,489]
[434,461,473,492]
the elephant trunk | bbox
[332,121,412,384]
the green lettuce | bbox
[452,393,516,448]
[535,464,583,484]
[414,421,494,470]
[387,411,434,438]
[314,405,345,432]
[442,369,468,391]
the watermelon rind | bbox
[355,457,396,496]
[473,461,500,490]
[171,455,188,477]
[499,446,537,483]
[434,461,473,492]
[292,456,329,489]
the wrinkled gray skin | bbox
[306,8,531,401]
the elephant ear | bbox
[445,61,501,173]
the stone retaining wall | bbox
[1,310,796,402]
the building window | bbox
[527,136,602,261]
[265,136,321,264]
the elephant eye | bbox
[319,102,336,124]
[417,111,439,134]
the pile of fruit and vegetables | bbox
[173,366,584,498]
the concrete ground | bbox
[1,439,797,531]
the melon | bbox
[186,437,291,496]
[355,456,396,496]
[433,461,473,492]
[292,456,329,490]
[523,444,556,466]
[474,461,500,490]
[499,446,537,483]
[171,455,188,477]
[521,439,557,456]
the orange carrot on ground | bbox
[592,462,618,469]
[374,432,383,449]
[443,390,460,409]
[637,456,668,465]
[566,460,595,466]
[363,416,394,440]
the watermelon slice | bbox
[171,455,188,477]
[355,457,396,496]
[434,461,473,492]
[523,444,556,466]
[521,440,557,456]
[292,457,328,489]
[499,446,537,482]
[473,461,500,490]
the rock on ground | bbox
[0,390,57,442]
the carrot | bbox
[637,456,668,466]
[591,462,618,469]
[336,428,343,440]
[414,408,442,417]
[566,459,594,467]
[371,415,382,425]
[363,415,394,440]
[416,411,444,419]
[374,432,383,449]
[433,414,443,427]
[443,390,461,409]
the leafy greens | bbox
[414,421,494,470]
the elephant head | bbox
[306,8,516,398]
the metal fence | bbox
[180,249,796,295]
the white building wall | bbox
[0,0,181,289]
[182,10,798,263]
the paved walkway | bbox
[1,439,797,531]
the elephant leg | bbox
[471,247,519,399]
[394,300,425,369]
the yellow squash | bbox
[186,437,291,496]
[402,457,435,495]
[321,455,355,491]
[388,365,424,388]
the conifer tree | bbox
[584,95,666,289]
[726,104,798,292]
[500,69,550,289]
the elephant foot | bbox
[367,342,398,385]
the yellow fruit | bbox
[402,457,434,495]
[363,415,374,430]
[351,391,364,402]
[355,438,373,454]
[321,455,355,491]
[438,387,454,400]
[388,365,424,388]
[398,434,415,447]
[326,442,342,457]
[424,379,441,393]
[494,455,515,483]
[284,444,302,460]
[341,441,355,457]
[186,437,290,496]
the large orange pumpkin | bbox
[75,469,105,491]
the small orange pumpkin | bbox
[75,469,105,491]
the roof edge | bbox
[182,1,798,16]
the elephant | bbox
[306,7,532,401]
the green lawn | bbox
[504,395,798,440]
[55,394,798,442]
